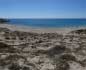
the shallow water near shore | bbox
[9,19,86,28]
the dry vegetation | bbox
[0,27,86,70]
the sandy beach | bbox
[0,23,86,70]
[0,24,85,34]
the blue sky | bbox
[0,0,86,18]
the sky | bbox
[0,0,86,18]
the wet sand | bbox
[0,24,74,34]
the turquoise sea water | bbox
[9,19,86,28]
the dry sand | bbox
[0,23,86,70]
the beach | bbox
[0,23,86,70]
[0,0,85,69]
[0,24,83,34]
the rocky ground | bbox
[0,26,86,70]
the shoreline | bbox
[0,23,86,34]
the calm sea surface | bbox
[9,19,86,28]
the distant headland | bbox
[0,18,10,23]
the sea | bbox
[9,19,86,28]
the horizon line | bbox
[0,17,86,19]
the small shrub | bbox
[55,60,70,70]
[59,54,76,61]
[22,66,30,70]
[8,63,21,70]
[79,59,86,67]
